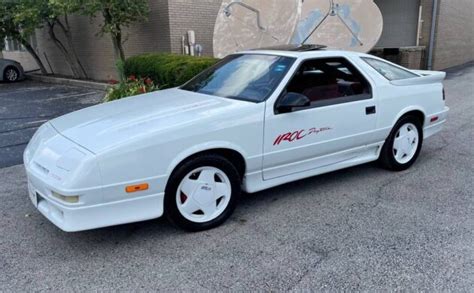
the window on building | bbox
[3,35,37,52]
[363,57,419,80]
[283,57,372,108]
[4,37,21,51]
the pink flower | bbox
[109,79,119,85]
[144,78,153,86]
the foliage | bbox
[82,0,148,37]
[0,0,47,73]
[81,0,149,63]
[14,0,88,78]
[124,53,219,89]
[2,0,150,78]
[105,54,218,102]
[14,0,81,25]
[104,75,161,102]
[0,0,39,42]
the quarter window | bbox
[283,58,372,108]
[362,57,418,80]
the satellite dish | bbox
[213,0,383,57]
[213,0,301,58]
[297,0,383,53]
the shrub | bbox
[124,53,218,89]
[104,75,161,102]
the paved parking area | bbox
[0,81,103,168]
[0,65,473,291]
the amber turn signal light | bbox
[126,183,149,193]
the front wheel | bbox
[164,154,241,231]
[379,116,423,171]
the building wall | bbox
[167,0,222,56]
[419,0,435,49]
[34,0,171,81]
[432,0,474,70]
[5,0,473,80]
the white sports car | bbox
[24,45,449,232]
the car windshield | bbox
[181,54,296,102]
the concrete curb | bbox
[26,74,109,91]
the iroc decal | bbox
[273,127,332,146]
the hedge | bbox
[123,53,219,89]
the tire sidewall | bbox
[164,155,241,231]
[382,116,424,171]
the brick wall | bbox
[432,0,474,69]
[34,0,171,81]
[370,47,425,70]
[14,0,474,80]
[167,0,222,56]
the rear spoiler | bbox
[390,70,446,86]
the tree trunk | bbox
[103,8,126,80]
[111,30,126,80]
[56,18,88,79]
[112,31,125,62]
[20,39,47,74]
[47,22,82,78]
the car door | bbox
[263,57,378,180]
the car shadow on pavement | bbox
[50,161,382,246]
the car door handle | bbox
[366,106,376,115]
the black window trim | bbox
[274,56,374,115]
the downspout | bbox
[427,0,439,70]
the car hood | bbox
[50,89,250,153]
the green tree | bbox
[16,0,88,78]
[0,0,48,74]
[82,0,149,77]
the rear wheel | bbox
[3,66,19,82]
[379,116,423,171]
[164,154,241,231]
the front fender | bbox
[165,141,250,176]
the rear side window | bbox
[362,57,418,81]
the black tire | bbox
[379,115,423,171]
[3,66,20,82]
[164,154,241,232]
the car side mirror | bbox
[276,92,311,114]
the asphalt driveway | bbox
[0,81,103,168]
[0,64,473,291]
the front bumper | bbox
[24,123,165,232]
[26,168,164,232]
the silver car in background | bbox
[0,59,25,82]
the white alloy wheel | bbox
[176,166,232,223]
[5,68,18,81]
[392,122,419,164]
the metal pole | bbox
[427,0,439,70]
[223,2,266,31]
